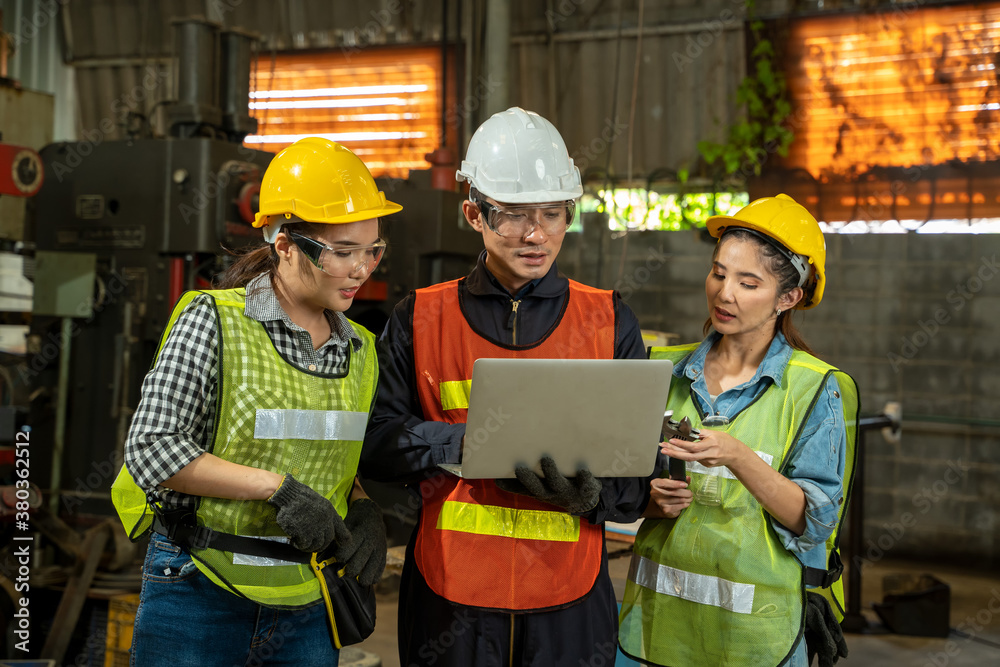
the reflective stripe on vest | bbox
[619,344,857,667]
[411,278,613,611]
[439,380,472,411]
[111,289,377,609]
[253,409,368,441]
[438,500,581,541]
[629,555,755,615]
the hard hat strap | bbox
[723,227,810,288]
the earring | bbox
[775,307,782,316]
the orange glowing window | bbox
[785,4,1000,178]
[246,47,444,179]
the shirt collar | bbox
[243,273,363,350]
[673,330,793,389]
[464,249,569,299]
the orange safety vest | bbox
[411,277,615,611]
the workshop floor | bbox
[356,549,1000,667]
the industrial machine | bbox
[22,16,482,520]
[24,18,273,517]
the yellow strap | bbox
[311,553,343,649]
[437,501,581,542]
[440,380,472,411]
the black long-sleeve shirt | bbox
[360,251,652,524]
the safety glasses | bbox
[286,231,386,278]
[475,199,576,238]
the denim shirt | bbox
[672,330,847,574]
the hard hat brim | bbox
[252,199,402,229]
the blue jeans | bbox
[131,532,339,667]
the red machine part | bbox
[424,147,456,191]
[0,142,43,197]
[237,181,261,224]
[0,483,43,519]
[353,280,388,302]
[168,257,185,307]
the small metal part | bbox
[660,414,700,443]
[661,413,699,482]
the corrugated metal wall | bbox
[18,0,758,183]
[510,24,744,181]
[1,0,76,141]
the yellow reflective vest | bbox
[619,344,858,666]
[112,288,377,608]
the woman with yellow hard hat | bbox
[112,138,400,666]
[618,194,859,667]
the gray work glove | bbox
[805,591,849,667]
[495,456,602,515]
[267,474,352,554]
[332,498,387,586]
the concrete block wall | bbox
[560,228,1000,569]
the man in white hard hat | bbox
[362,108,651,665]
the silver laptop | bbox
[439,358,673,479]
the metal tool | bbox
[660,411,699,482]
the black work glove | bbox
[495,456,602,515]
[804,591,849,667]
[267,474,352,554]
[332,498,387,586]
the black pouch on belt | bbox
[310,551,377,649]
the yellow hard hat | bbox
[706,194,826,309]
[253,137,401,238]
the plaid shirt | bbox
[124,273,362,511]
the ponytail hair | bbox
[215,219,330,291]
[215,245,278,290]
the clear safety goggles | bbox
[287,231,386,278]
[475,199,576,238]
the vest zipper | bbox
[508,299,521,345]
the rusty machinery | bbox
[5,12,481,660]
[21,17,482,521]
[22,19,273,525]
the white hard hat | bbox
[456,107,583,204]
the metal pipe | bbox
[483,0,510,117]
[858,415,896,430]
[220,28,259,140]
[173,19,220,112]
[546,0,557,118]
[903,414,1000,429]
[50,317,73,514]
[0,10,7,79]
[510,21,742,45]
[843,412,898,632]
[441,0,448,148]
[69,57,172,68]
[463,0,475,142]
[842,426,867,632]
[168,18,222,136]
[455,0,463,152]
[114,302,134,468]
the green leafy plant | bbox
[581,188,748,231]
[698,0,793,179]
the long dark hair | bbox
[702,228,816,354]
[216,219,329,291]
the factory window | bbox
[581,189,748,231]
[245,46,446,179]
[766,3,1000,230]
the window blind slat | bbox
[248,48,442,179]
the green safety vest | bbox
[619,344,859,666]
[111,288,377,608]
